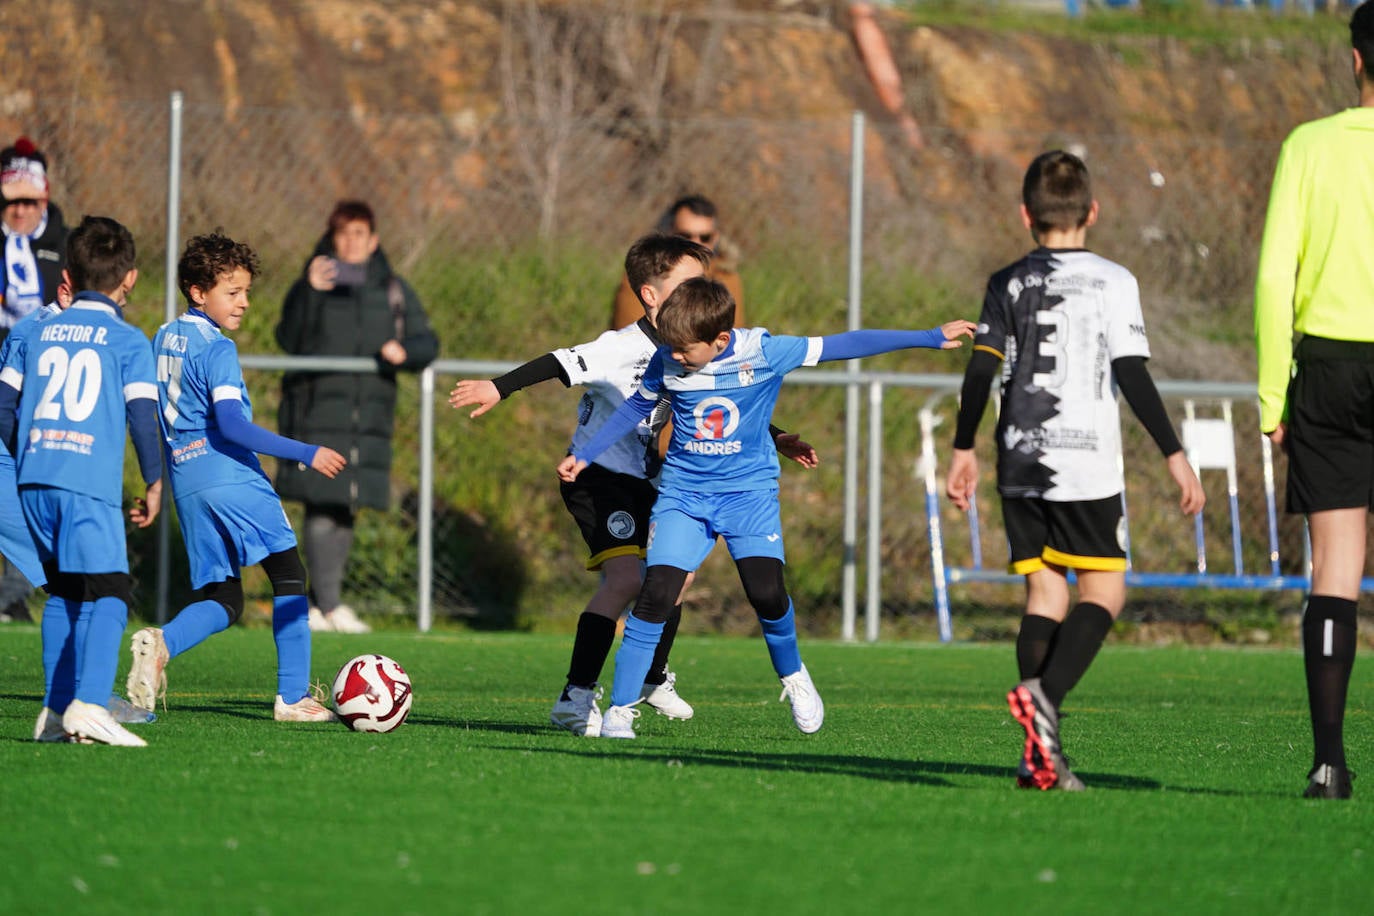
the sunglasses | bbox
[676,230,717,245]
[3,197,42,208]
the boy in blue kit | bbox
[946,150,1204,790]
[124,232,346,722]
[0,215,164,747]
[558,277,974,738]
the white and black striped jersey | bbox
[551,319,658,479]
[973,248,1151,502]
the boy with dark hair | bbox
[947,150,1204,790]
[0,215,163,746]
[559,276,973,739]
[123,232,346,722]
[1254,0,1374,800]
[452,234,816,736]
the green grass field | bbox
[0,627,1369,915]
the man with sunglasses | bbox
[0,137,67,351]
[609,195,744,330]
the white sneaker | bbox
[107,694,156,724]
[550,683,603,736]
[307,607,334,632]
[61,699,147,746]
[126,627,169,712]
[779,665,824,734]
[638,669,694,720]
[326,604,371,634]
[274,693,339,723]
[600,704,640,739]
[34,706,91,743]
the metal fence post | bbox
[156,90,183,626]
[865,380,883,642]
[842,110,865,642]
[418,367,435,632]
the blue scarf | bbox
[2,209,49,327]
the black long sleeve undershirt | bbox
[1113,356,1182,457]
[952,349,1000,450]
[491,352,569,399]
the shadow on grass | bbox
[484,739,1260,796]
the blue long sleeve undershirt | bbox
[817,327,946,361]
[212,397,318,466]
[128,399,164,484]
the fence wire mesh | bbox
[4,85,1323,635]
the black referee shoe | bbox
[1303,764,1354,800]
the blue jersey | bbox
[2,294,157,505]
[154,312,269,497]
[642,328,822,494]
[0,302,59,459]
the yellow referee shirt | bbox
[1254,106,1374,433]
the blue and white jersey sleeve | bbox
[155,313,268,497]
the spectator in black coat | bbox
[275,201,438,633]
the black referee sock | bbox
[1302,595,1358,770]
[1039,602,1114,710]
[1016,613,1061,681]
[565,612,618,690]
[644,603,683,687]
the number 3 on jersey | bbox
[35,346,102,423]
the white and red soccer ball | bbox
[331,654,412,733]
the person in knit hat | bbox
[1,137,68,348]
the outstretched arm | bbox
[818,321,975,362]
[213,398,318,465]
[449,352,568,418]
[557,390,657,482]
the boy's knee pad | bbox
[632,566,690,625]
[197,578,245,625]
[737,557,789,620]
[259,549,307,597]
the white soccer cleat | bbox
[126,627,169,712]
[600,704,640,739]
[779,665,824,734]
[307,607,334,632]
[550,683,603,736]
[274,693,340,723]
[326,604,371,634]
[34,706,91,743]
[638,669,694,720]
[61,699,147,747]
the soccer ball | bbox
[331,654,413,733]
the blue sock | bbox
[40,596,81,712]
[610,613,665,708]
[273,594,311,704]
[759,602,802,678]
[163,599,231,659]
[74,596,128,705]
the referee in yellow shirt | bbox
[1254,1,1374,801]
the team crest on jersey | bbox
[606,510,636,540]
[738,362,754,386]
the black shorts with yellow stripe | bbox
[1001,494,1127,574]
[559,462,656,571]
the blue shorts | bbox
[20,486,128,573]
[176,476,297,589]
[646,488,785,570]
[0,452,44,586]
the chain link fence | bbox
[2,75,1324,635]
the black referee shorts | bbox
[559,463,656,571]
[1286,336,1374,514]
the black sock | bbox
[1302,595,1357,770]
[1016,614,1061,681]
[1039,602,1114,709]
[565,612,618,689]
[644,603,682,686]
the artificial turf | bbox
[0,627,1368,914]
